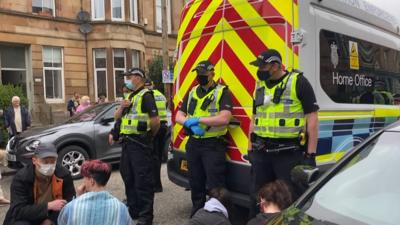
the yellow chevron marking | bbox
[269,0,297,28]
[174,23,223,107]
[229,1,298,68]
[221,20,259,80]
[229,125,250,155]
[216,59,252,118]
[177,1,203,45]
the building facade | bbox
[0,0,185,124]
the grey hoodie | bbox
[189,198,231,225]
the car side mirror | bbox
[291,165,319,193]
[101,117,114,125]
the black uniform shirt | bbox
[252,72,319,114]
[179,82,233,114]
[128,86,159,118]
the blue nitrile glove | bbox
[183,117,200,128]
[190,125,205,136]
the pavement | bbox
[0,164,249,224]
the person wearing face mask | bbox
[3,142,76,225]
[144,79,168,193]
[247,49,319,218]
[175,60,233,217]
[58,160,132,225]
[114,67,160,225]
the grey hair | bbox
[11,96,20,102]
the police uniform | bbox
[119,69,159,225]
[151,88,168,192]
[179,61,232,216]
[249,50,319,217]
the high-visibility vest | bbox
[253,72,305,138]
[187,84,228,138]
[152,89,168,122]
[120,89,151,135]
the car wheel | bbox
[58,145,89,179]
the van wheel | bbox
[58,145,89,179]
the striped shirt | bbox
[58,191,132,225]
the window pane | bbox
[113,49,125,68]
[52,48,62,67]
[43,47,52,63]
[93,0,105,19]
[130,0,137,22]
[43,0,54,14]
[132,50,140,67]
[32,0,42,13]
[53,70,62,99]
[112,0,122,19]
[96,70,107,97]
[1,71,27,96]
[94,49,106,68]
[156,0,162,32]
[0,46,26,68]
[115,70,125,98]
[45,70,54,99]
[319,29,400,105]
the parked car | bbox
[6,102,171,179]
[267,120,400,225]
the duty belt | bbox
[252,140,300,153]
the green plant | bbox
[147,55,165,93]
[0,84,28,147]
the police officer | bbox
[176,60,233,217]
[145,79,168,192]
[115,68,160,225]
[248,49,319,217]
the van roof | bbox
[183,0,400,36]
[314,0,400,35]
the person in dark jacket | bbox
[247,180,293,225]
[189,187,231,225]
[4,96,31,138]
[67,92,80,117]
[3,142,76,225]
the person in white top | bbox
[4,96,31,138]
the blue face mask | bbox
[125,80,135,91]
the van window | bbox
[320,29,400,105]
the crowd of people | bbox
[1,48,319,225]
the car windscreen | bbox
[65,103,112,123]
[301,132,400,225]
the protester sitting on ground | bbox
[75,95,91,113]
[189,187,231,225]
[67,92,80,117]
[3,142,75,225]
[247,180,293,225]
[4,96,31,138]
[58,160,132,225]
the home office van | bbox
[168,0,400,207]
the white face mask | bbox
[37,163,56,177]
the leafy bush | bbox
[0,85,28,147]
[147,55,165,93]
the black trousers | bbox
[152,123,168,191]
[248,149,303,218]
[120,136,154,224]
[186,136,227,216]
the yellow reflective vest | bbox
[152,89,168,122]
[120,88,151,135]
[253,72,305,138]
[187,84,228,138]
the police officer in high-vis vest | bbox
[115,68,160,225]
[248,50,319,217]
[176,60,233,217]
[145,79,168,193]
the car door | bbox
[93,104,121,161]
